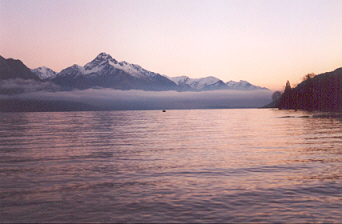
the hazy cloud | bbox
[0,79,61,95]
[0,87,273,110]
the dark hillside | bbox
[276,68,342,111]
[0,55,41,81]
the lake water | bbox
[0,109,341,223]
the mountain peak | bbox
[96,52,113,60]
[226,80,269,90]
[31,66,57,80]
[169,76,224,90]
[84,53,117,71]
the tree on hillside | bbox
[284,80,292,93]
[278,80,296,109]
[302,73,315,82]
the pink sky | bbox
[1,0,342,90]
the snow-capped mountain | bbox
[31,66,57,80]
[84,53,164,80]
[169,76,227,91]
[226,80,268,90]
[169,76,268,91]
[27,52,269,91]
[51,53,177,90]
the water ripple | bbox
[0,109,341,222]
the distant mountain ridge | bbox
[226,80,267,90]
[31,66,57,80]
[37,53,269,91]
[169,76,227,91]
[43,53,177,91]
[169,75,268,91]
[2,53,269,91]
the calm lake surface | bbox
[0,109,341,223]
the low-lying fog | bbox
[0,79,272,110]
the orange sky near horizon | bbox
[1,0,342,91]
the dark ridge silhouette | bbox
[265,68,342,112]
[0,56,41,81]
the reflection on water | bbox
[0,109,341,222]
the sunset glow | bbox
[1,0,341,90]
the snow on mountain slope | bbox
[31,66,57,80]
[169,76,190,85]
[54,64,84,78]
[41,52,268,91]
[84,52,117,71]
[226,80,267,90]
[187,76,223,90]
[82,52,161,79]
[168,76,269,91]
[169,76,224,90]
[51,53,176,90]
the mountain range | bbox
[0,53,274,112]
[0,52,269,92]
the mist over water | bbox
[0,86,272,110]
[0,109,341,222]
